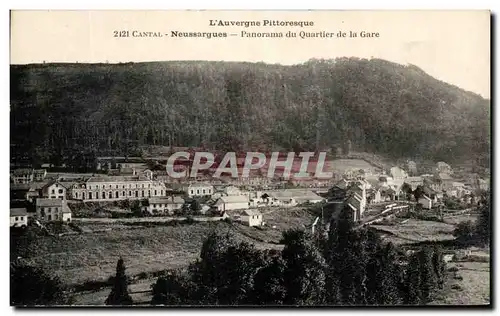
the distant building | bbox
[346,183,367,221]
[187,183,214,197]
[390,167,408,180]
[10,208,28,227]
[240,209,263,227]
[142,169,154,180]
[33,169,47,182]
[367,186,383,204]
[436,162,452,174]
[478,178,489,191]
[36,198,72,222]
[214,195,250,212]
[41,181,67,200]
[404,176,424,191]
[431,173,455,191]
[334,179,351,190]
[418,196,433,210]
[70,176,167,201]
[10,168,34,184]
[261,189,325,205]
[223,185,243,196]
[142,196,185,215]
[407,161,418,176]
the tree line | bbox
[10,208,449,306]
[11,58,490,167]
[146,209,447,306]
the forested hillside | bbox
[10,58,490,165]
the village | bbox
[9,153,490,230]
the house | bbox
[379,187,398,201]
[36,198,72,222]
[346,183,367,221]
[10,168,34,184]
[275,197,297,207]
[436,162,452,174]
[120,167,137,176]
[187,183,214,197]
[10,208,28,227]
[262,189,325,205]
[437,173,454,188]
[404,177,424,191]
[33,169,47,182]
[418,195,433,210]
[240,209,263,227]
[41,181,67,200]
[142,169,154,180]
[478,178,489,191]
[223,185,243,196]
[142,196,185,215]
[214,195,250,212]
[71,176,167,201]
[334,179,351,190]
[422,186,439,203]
[390,167,408,180]
[367,186,383,204]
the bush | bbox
[11,263,68,306]
[448,266,459,272]
[453,274,463,280]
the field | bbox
[229,207,317,244]
[431,256,490,305]
[326,158,380,174]
[12,221,282,287]
[372,219,457,244]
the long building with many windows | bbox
[69,176,168,202]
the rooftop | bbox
[11,168,33,176]
[188,183,214,188]
[36,198,63,207]
[219,195,250,203]
[87,176,154,183]
[243,209,262,216]
[149,196,185,204]
[10,208,27,216]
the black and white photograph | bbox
[9,10,491,307]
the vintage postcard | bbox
[9,10,491,307]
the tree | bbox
[281,229,326,305]
[476,199,490,244]
[404,252,423,305]
[417,248,438,303]
[189,200,202,214]
[431,246,446,289]
[105,258,133,305]
[131,200,143,217]
[188,231,235,304]
[151,271,193,305]
[453,221,475,243]
[401,183,413,200]
[413,185,425,201]
[10,262,67,306]
[250,255,287,305]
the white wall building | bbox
[36,198,72,222]
[418,195,433,210]
[214,195,250,212]
[187,183,214,197]
[240,209,263,227]
[42,181,67,200]
[70,176,167,202]
[142,196,185,215]
[10,208,28,227]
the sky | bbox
[10,10,491,98]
